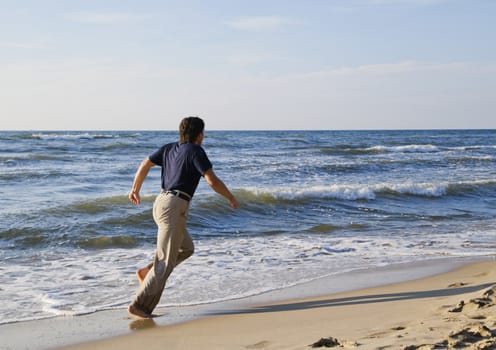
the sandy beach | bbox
[51,259,496,350]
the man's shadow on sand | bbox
[209,282,495,316]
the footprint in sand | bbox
[468,315,487,320]
[473,272,488,277]
[448,300,465,313]
[245,340,271,349]
[310,337,358,348]
[447,282,468,288]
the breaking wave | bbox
[320,143,496,155]
[243,180,496,201]
[31,133,116,140]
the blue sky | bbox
[1,0,495,130]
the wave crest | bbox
[321,144,440,155]
[31,133,115,140]
[242,180,496,201]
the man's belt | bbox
[164,190,191,202]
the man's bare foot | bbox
[136,266,150,284]
[128,304,152,319]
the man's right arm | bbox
[129,157,155,205]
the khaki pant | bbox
[131,192,194,314]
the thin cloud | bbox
[368,0,448,5]
[225,53,275,65]
[353,60,465,74]
[300,61,474,78]
[226,16,292,32]
[332,0,448,12]
[257,61,486,85]
[0,41,48,49]
[64,12,151,24]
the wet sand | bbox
[57,259,496,350]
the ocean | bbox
[1,129,495,325]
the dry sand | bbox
[59,259,496,350]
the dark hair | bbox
[179,116,205,143]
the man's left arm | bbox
[203,168,239,209]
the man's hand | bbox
[228,196,239,209]
[129,190,141,205]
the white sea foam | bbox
[2,227,495,325]
[252,184,377,200]
[31,133,115,140]
[365,143,496,154]
[247,181,461,200]
[383,182,448,197]
[451,145,496,151]
[367,144,440,153]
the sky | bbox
[1,0,495,130]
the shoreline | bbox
[0,256,493,350]
[62,257,496,350]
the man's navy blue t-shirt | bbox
[149,142,212,198]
